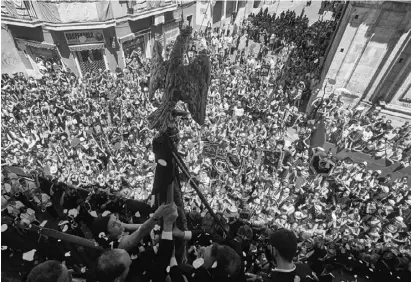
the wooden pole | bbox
[168,141,231,239]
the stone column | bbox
[221,0,227,21]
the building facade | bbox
[318,0,411,117]
[1,0,265,77]
[1,0,194,77]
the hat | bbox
[91,215,111,237]
[270,229,297,261]
[294,211,303,220]
[395,216,403,223]
[385,224,397,233]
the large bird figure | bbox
[148,25,211,133]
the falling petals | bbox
[65,251,71,257]
[22,249,36,261]
[193,258,204,269]
[89,211,98,217]
[1,224,8,232]
[68,209,78,218]
[4,183,11,193]
[58,220,69,226]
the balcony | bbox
[127,0,176,14]
[2,0,179,29]
[2,0,116,29]
[1,0,41,26]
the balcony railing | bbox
[127,0,176,14]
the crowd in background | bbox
[2,5,411,282]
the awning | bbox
[118,28,150,44]
[15,38,57,50]
[68,43,105,52]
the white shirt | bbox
[234,107,244,117]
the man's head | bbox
[91,214,125,239]
[270,229,297,263]
[95,249,132,282]
[200,243,241,278]
[27,260,72,282]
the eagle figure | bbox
[148,25,211,133]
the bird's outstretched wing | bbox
[148,40,167,99]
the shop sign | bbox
[65,30,105,45]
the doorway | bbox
[76,49,106,76]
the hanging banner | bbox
[202,142,227,160]
[259,65,270,76]
[36,0,113,23]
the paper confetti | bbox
[22,249,36,261]
[193,258,204,269]
[89,211,98,217]
[68,209,78,218]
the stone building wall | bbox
[316,1,411,117]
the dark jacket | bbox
[127,238,174,282]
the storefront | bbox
[118,28,151,68]
[64,30,107,76]
[14,38,63,76]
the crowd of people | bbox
[2,5,411,282]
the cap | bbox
[270,229,297,262]
[91,215,111,237]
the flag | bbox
[310,117,326,148]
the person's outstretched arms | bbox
[118,203,174,251]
